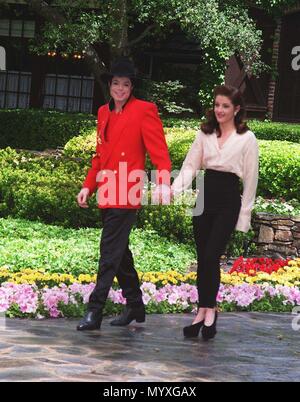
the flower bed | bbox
[1,258,299,318]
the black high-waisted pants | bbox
[193,169,241,308]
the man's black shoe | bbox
[77,311,102,331]
[110,305,145,326]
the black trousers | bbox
[88,208,143,312]
[193,169,241,308]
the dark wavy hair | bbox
[201,85,249,137]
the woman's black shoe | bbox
[202,311,218,341]
[183,320,204,338]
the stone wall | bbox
[253,213,300,258]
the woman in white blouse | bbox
[172,85,259,340]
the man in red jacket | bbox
[76,58,172,331]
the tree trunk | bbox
[110,0,129,60]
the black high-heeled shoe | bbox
[202,311,218,341]
[183,319,204,338]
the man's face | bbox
[109,76,133,103]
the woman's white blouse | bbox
[172,129,259,233]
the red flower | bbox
[229,256,291,276]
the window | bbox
[0,46,5,70]
[43,74,94,113]
[0,19,35,38]
[0,71,31,109]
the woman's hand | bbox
[77,188,90,208]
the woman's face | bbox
[214,95,240,125]
[109,76,133,103]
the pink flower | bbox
[168,293,179,305]
[155,290,167,303]
[0,280,299,317]
[108,289,126,305]
[142,293,151,305]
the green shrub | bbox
[0,148,100,227]
[258,140,300,200]
[254,196,300,216]
[249,121,300,143]
[136,80,194,115]
[166,132,300,200]
[64,128,300,197]
[138,203,256,257]
[162,118,300,143]
[0,109,95,151]
[64,129,96,160]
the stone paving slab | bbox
[0,313,299,382]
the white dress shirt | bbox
[172,129,259,233]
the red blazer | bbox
[83,96,171,208]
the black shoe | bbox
[202,311,218,341]
[110,305,145,326]
[183,320,204,338]
[77,311,102,331]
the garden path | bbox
[0,313,299,382]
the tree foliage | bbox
[19,0,296,107]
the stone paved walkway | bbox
[0,313,299,382]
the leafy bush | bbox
[64,128,300,197]
[0,148,99,227]
[254,196,300,216]
[166,133,300,200]
[64,130,96,160]
[258,140,300,200]
[138,203,256,257]
[249,121,300,144]
[136,79,194,115]
[162,118,300,144]
[0,109,95,150]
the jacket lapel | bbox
[97,107,110,146]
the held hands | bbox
[152,184,173,205]
[78,186,174,207]
[77,188,90,208]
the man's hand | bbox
[152,184,172,205]
[77,188,90,208]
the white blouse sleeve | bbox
[235,134,259,233]
[172,131,203,195]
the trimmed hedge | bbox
[64,127,300,200]
[0,148,99,228]
[2,109,300,153]
[249,121,300,144]
[0,109,95,151]
[162,118,300,143]
[258,140,300,200]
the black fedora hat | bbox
[101,57,137,84]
